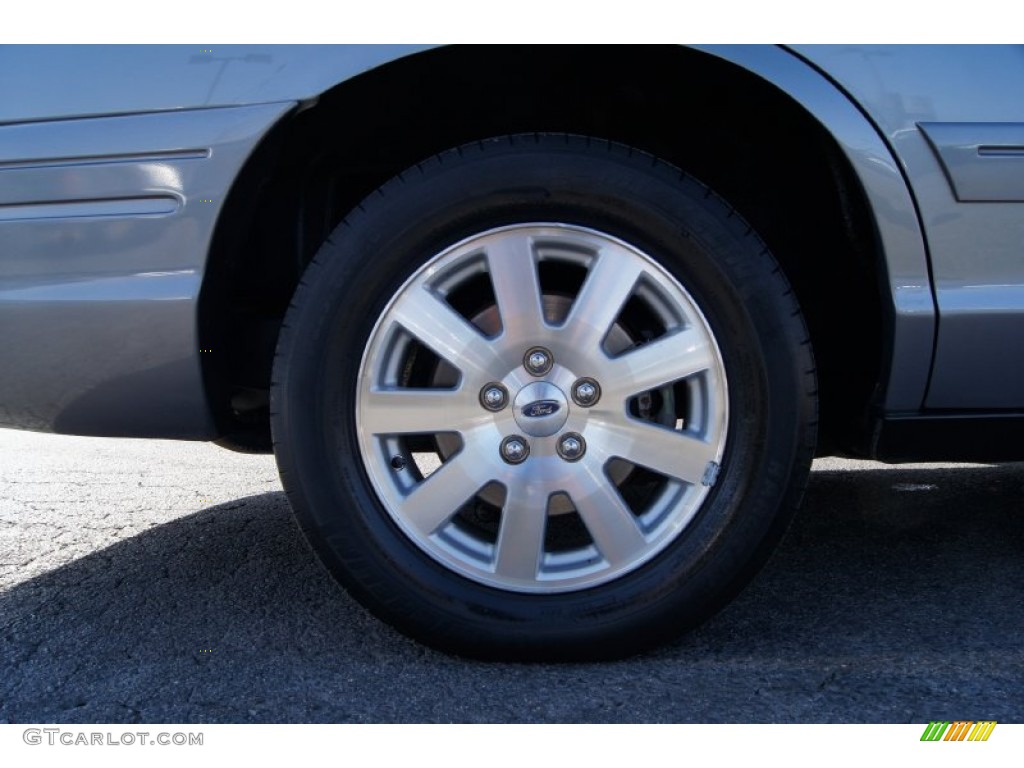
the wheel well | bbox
[201,45,883,456]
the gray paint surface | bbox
[0,45,428,124]
[920,122,1024,202]
[792,45,1024,410]
[1,45,1022,438]
[0,102,293,437]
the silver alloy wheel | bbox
[356,224,728,593]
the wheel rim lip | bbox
[355,223,729,593]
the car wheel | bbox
[271,134,817,660]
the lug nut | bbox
[557,432,586,462]
[523,346,553,376]
[571,377,601,407]
[480,383,509,411]
[500,435,530,464]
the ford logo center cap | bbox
[522,400,561,418]
[513,382,570,437]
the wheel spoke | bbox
[395,451,487,536]
[390,285,503,383]
[485,233,546,342]
[356,223,730,594]
[592,420,716,485]
[568,463,648,567]
[562,248,644,349]
[604,328,713,398]
[493,483,548,580]
[360,387,482,435]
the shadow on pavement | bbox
[1,464,1021,723]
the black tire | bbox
[271,134,816,661]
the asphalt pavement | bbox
[1,428,1021,723]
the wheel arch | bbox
[200,44,930,457]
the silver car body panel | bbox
[920,122,1024,203]
[0,102,294,436]
[0,45,429,125]
[0,44,1020,437]
[791,45,1024,410]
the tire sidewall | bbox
[272,136,814,658]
